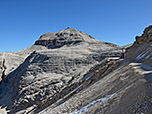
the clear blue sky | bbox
[0,0,152,52]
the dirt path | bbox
[108,57,152,74]
[124,59,152,75]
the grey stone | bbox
[0,28,121,114]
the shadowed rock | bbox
[35,27,99,48]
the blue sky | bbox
[0,0,152,52]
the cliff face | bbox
[35,28,99,48]
[136,25,152,44]
[126,25,152,66]
[0,45,47,83]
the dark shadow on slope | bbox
[145,73,152,83]
[0,51,39,114]
[0,51,121,114]
[35,40,83,49]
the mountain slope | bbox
[0,28,121,114]
[40,58,152,114]
[1,26,152,114]
[38,26,152,114]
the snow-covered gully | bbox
[71,93,116,114]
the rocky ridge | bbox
[126,25,152,65]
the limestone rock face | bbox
[8,44,121,113]
[40,58,152,114]
[136,25,152,44]
[35,28,99,48]
[0,53,24,82]
[0,45,47,82]
[126,25,152,66]
[0,28,121,113]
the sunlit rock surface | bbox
[0,28,121,114]
[1,26,152,114]
[126,25,152,66]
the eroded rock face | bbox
[126,25,152,65]
[0,45,47,83]
[136,25,152,44]
[8,43,121,113]
[41,58,152,114]
[0,28,121,113]
[35,28,99,48]
[0,53,24,82]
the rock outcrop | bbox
[135,25,152,44]
[40,58,152,114]
[35,27,99,48]
[0,45,47,83]
[126,25,152,66]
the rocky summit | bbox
[0,26,152,114]
[35,27,99,48]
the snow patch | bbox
[85,76,91,80]
[76,88,81,93]
[136,50,150,60]
[136,52,145,60]
[71,93,116,114]
[85,72,94,80]
[145,52,152,60]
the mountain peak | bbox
[35,28,99,48]
[65,27,77,30]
